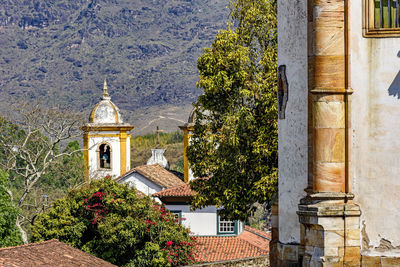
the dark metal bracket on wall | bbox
[278,65,288,120]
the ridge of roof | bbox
[115,164,184,188]
[0,239,59,251]
[244,225,272,240]
[152,182,195,197]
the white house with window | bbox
[153,183,244,236]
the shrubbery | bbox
[31,177,196,266]
[0,170,22,247]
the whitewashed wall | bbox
[126,135,131,172]
[165,205,219,236]
[119,172,163,196]
[350,2,400,254]
[88,135,121,179]
[277,0,308,244]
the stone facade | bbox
[276,0,400,265]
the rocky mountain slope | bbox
[0,0,229,132]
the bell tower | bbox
[82,80,134,182]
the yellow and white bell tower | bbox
[82,80,134,182]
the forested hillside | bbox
[131,131,184,173]
[0,0,229,132]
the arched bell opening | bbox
[97,143,112,170]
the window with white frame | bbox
[218,217,235,233]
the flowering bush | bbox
[31,177,197,266]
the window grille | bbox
[374,0,400,28]
[218,218,235,233]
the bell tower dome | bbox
[83,80,134,182]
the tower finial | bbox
[102,78,110,100]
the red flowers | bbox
[166,241,173,247]
[83,191,112,224]
[145,220,156,225]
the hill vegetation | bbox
[131,131,184,173]
[0,0,229,124]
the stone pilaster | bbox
[270,204,279,266]
[298,194,361,267]
[297,0,361,266]
[308,0,349,193]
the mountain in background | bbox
[0,0,229,134]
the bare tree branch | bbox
[0,102,84,243]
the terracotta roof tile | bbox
[115,164,184,188]
[244,225,272,240]
[195,229,269,263]
[0,240,116,267]
[152,183,195,197]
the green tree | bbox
[40,140,84,190]
[0,170,22,247]
[187,0,277,221]
[31,178,196,267]
[0,104,82,243]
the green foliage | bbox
[31,178,196,266]
[0,170,22,247]
[131,131,184,173]
[247,203,268,231]
[187,0,278,221]
[40,140,84,190]
[0,114,83,242]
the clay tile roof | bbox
[115,164,184,189]
[152,183,195,197]
[195,228,270,263]
[0,239,116,267]
[244,225,272,240]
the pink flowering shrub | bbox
[31,177,197,266]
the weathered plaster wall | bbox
[350,2,400,255]
[277,0,308,244]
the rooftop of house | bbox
[152,182,195,197]
[195,226,270,263]
[0,239,116,267]
[115,164,184,189]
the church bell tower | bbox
[82,80,134,182]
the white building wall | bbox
[88,136,121,179]
[126,135,131,172]
[165,205,218,236]
[277,0,308,244]
[350,3,400,254]
[119,172,163,196]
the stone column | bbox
[310,0,347,193]
[297,1,361,266]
